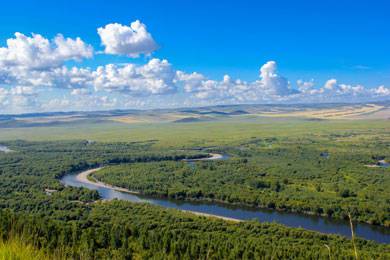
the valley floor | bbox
[0,112,389,258]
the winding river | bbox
[61,153,390,244]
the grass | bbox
[349,213,359,260]
[0,237,49,260]
[0,117,389,148]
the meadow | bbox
[0,115,388,145]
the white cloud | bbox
[97,96,118,108]
[93,58,176,95]
[0,32,94,108]
[71,88,90,96]
[40,98,71,111]
[47,66,93,89]
[176,61,299,102]
[97,20,158,57]
[324,78,338,90]
[1,55,390,113]
[0,88,9,107]
[373,85,390,96]
[9,86,35,96]
[297,79,315,92]
[1,65,93,90]
[258,61,297,96]
[290,78,390,103]
[321,79,366,96]
[0,33,93,70]
[10,94,36,108]
[0,25,389,113]
[176,71,238,100]
[53,34,93,61]
[0,86,38,111]
[175,71,206,93]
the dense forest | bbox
[1,201,389,259]
[94,136,390,226]
[0,140,389,258]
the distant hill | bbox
[0,102,388,128]
[173,117,204,123]
[228,110,249,115]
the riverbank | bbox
[76,167,141,195]
[77,152,227,194]
[182,152,225,161]
[181,210,241,222]
[77,165,245,223]
[365,160,390,168]
[63,166,390,243]
[61,152,390,244]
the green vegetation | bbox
[0,237,51,260]
[0,116,389,258]
[0,117,388,147]
[1,203,389,259]
[94,126,390,226]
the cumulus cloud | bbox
[0,24,389,113]
[97,20,158,57]
[0,65,93,90]
[374,85,390,96]
[45,66,93,89]
[324,78,338,90]
[290,78,390,103]
[93,58,176,95]
[176,61,299,102]
[1,54,390,113]
[297,79,315,92]
[175,71,206,93]
[322,79,366,96]
[0,33,93,70]
[0,32,94,109]
[0,86,38,111]
[258,61,296,96]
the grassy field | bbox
[0,117,389,146]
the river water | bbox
[0,145,12,153]
[61,154,390,244]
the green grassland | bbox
[0,116,388,146]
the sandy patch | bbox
[76,167,141,194]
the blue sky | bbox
[0,0,389,113]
